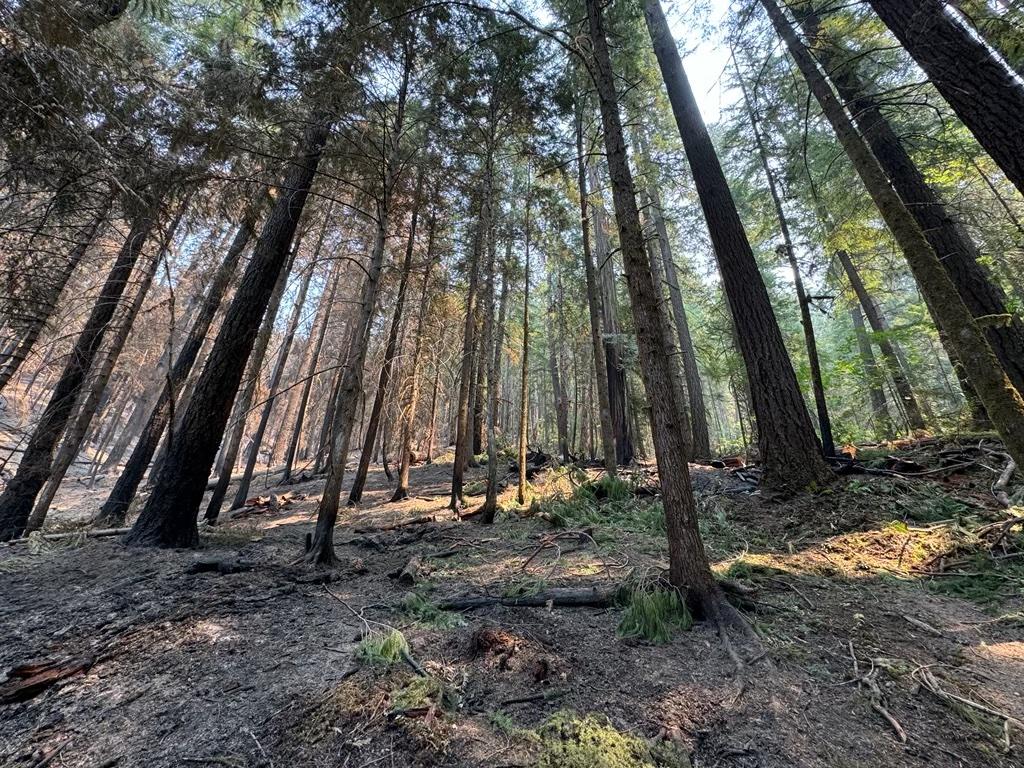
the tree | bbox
[127,117,331,547]
[0,190,163,541]
[643,0,833,492]
[865,0,1024,198]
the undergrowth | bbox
[355,628,409,665]
[400,592,465,629]
[534,711,689,768]
[616,584,692,644]
[542,476,665,537]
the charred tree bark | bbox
[645,0,832,492]
[0,196,110,395]
[230,259,314,508]
[95,206,256,525]
[0,192,161,541]
[27,197,185,531]
[126,117,330,547]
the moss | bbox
[536,712,689,768]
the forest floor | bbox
[1,438,1024,768]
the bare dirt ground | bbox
[2,441,1023,768]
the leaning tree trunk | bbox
[587,0,734,622]
[762,0,1024,467]
[735,65,835,456]
[796,3,1024,396]
[835,249,927,432]
[349,181,424,505]
[0,196,110,395]
[0,192,161,541]
[95,208,257,525]
[27,197,186,531]
[203,241,296,522]
[230,259,314,509]
[865,0,1024,198]
[644,0,832,493]
[126,117,331,548]
[575,104,618,475]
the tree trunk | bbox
[575,105,618,475]
[393,215,438,501]
[735,63,835,456]
[96,205,257,525]
[546,265,571,463]
[0,192,162,541]
[851,305,894,438]
[0,196,111,395]
[645,0,832,492]
[589,164,634,465]
[642,166,712,458]
[27,197,185,531]
[230,259,314,508]
[865,0,1024,197]
[588,0,731,621]
[282,260,340,483]
[797,3,1024,396]
[762,0,1024,467]
[480,251,509,523]
[126,117,330,547]
[349,179,424,504]
[517,178,531,506]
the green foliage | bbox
[488,710,516,735]
[617,586,692,644]
[355,629,409,666]
[392,674,460,712]
[541,477,665,537]
[924,554,1024,605]
[502,575,549,599]
[535,711,689,768]
[400,592,465,629]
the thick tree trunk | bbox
[350,182,423,505]
[0,196,110,395]
[645,0,832,492]
[588,0,730,620]
[763,0,1024,467]
[735,67,835,456]
[96,206,256,525]
[126,117,330,547]
[27,198,185,531]
[575,106,618,475]
[230,260,314,508]
[865,0,1024,198]
[797,4,1024,396]
[0,193,161,541]
[480,253,509,523]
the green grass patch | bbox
[616,586,692,644]
[400,592,464,629]
[355,628,409,666]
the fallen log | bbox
[0,657,94,704]
[3,527,131,545]
[437,586,614,611]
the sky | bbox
[668,0,738,125]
